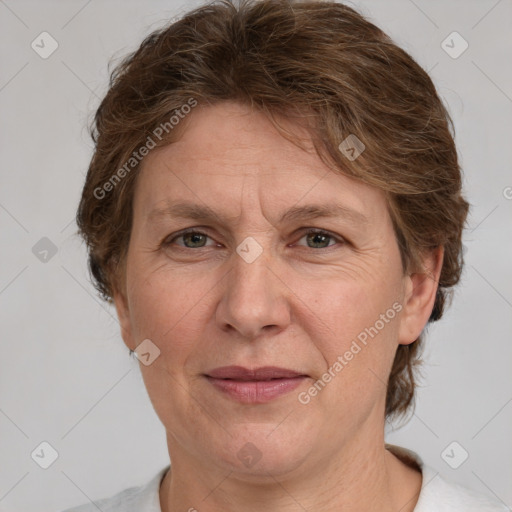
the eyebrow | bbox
[146,200,369,226]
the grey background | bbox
[0,1,511,511]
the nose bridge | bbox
[233,238,271,293]
[216,237,290,339]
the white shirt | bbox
[61,445,509,511]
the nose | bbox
[215,243,291,340]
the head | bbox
[77,0,468,475]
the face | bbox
[114,101,441,479]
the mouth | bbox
[204,366,309,403]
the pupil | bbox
[309,232,329,248]
[185,233,205,247]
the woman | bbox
[64,0,507,510]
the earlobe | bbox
[398,246,444,346]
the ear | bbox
[113,288,136,352]
[398,246,444,346]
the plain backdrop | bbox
[0,1,511,511]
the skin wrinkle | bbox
[113,102,442,512]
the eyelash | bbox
[162,227,346,251]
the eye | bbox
[294,228,344,249]
[162,227,345,251]
[164,229,217,249]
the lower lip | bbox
[205,376,307,403]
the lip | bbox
[204,366,308,404]
[207,365,306,380]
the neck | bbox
[159,425,422,512]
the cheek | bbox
[126,257,221,370]
[303,287,402,431]
[294,260,403,340]
[127,270,210,427]
[295,264,404,394]
[310,283,400,372]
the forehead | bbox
[135,101,389,226]
[146,101,319,171]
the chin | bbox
[210,425,317,479]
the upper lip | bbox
[206,366,307,381]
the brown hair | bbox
[77,0,469,420]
